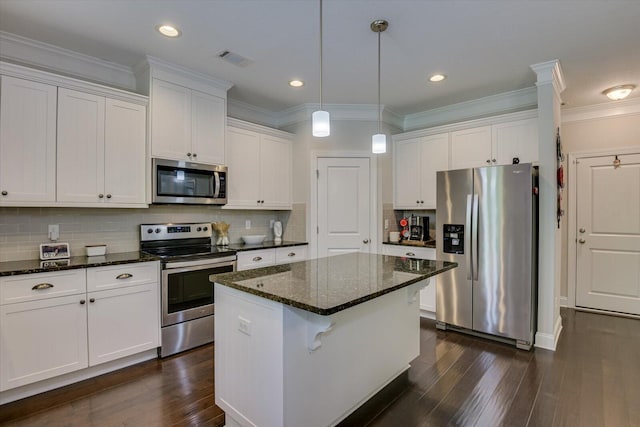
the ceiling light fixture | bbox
[156,24,181,38]
[429,74,446,82]
[371,19,388,154]
[602,84,636,101]
[289,80,304,88]
[312,0,330,137]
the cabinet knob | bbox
[1,190,7,196]
[187,153,192,157]
[192,153,197,158]
[363,239,369,244]
[492,159,496,163]
[89,298,96,303]
[579,228,586,233]
[579,239,586,244]
[80,299,86,305]
[98,194,104,199]
[253,256,263,262]
[420,200,424,204]
[416,200,420,204]
[106,194,112,199]
[486,160,491,164]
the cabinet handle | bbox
[253,256,263,262]
[98,194,104,199]
[116,273,133,280]
[90,298,95,303]
[406,252,416,257]
[80,299,86,305]
[288,252,296,257]
[486,160,491,164]
[106,194,112,199]
[1,190,7,196]
[32,283,54,290]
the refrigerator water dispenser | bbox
[443,224,464,254]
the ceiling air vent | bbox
[217,50,253,67]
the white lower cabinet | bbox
[382,245,437,315]
[237,245,308,271]
[0,262,160,392]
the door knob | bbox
[579,238,586,244]
[579,228,586,233]
[363,239,369,244]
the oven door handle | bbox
[164,256,237,270]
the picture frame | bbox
[39,243,70,260]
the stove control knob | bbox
[203,226,208,232]
[147,228,153,234]
[155,228,161,233]
[197,227,202,232]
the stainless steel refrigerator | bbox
[436,163,538,350]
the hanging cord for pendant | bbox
[319,0,323,111]
[377,27,381,134]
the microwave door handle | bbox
[213,171,220,199]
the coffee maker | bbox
[408,214,429,242]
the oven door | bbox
[161,259,235,327]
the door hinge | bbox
[316,169,319,179]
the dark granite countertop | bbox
[0,252,160,277]
[210,252,456,315]
[225,240,308,252]
[382,240,436,249]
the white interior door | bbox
[317,157,371,258]
[576,153,640,315]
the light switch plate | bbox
[245,220,251,229]
[238,316,252,336]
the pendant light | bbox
[312,0,330,137]
[371,19,388,154]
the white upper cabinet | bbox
[57,88,146,207]
[394,133,449,210]
[491,117,539,165]
[450,126,493,169]
[150,78,226,165]
[0,76,57,203]
[225,119,293,210]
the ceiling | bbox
[1,0,639,116]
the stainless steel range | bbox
[140,222,236,357]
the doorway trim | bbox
[567,146,640,309]
[308,150,379,260]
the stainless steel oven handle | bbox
[164,257,237,271]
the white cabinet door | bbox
[0,76,57,204]
[57,88,105,203]
[420,133,449,209]
[237,249,276,271]
[393,138,422,209]
[226,127,261,208]
[0,295,88,391]
[260,135,291,209]
[104,99,146,205]
[491,118,539,166]
[151,79,191,161]
[87,283,159,366]
[191,90,226,165]
[450,126,492,170]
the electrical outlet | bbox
[48,224,59,241]
[384,219,389,230]
[238,316,252,336]
[245,220,251,229]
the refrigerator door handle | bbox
[465,194,473,280]
[472,194,479,281]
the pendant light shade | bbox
[371,19,388,154]
[312,110,330,137]
[312,0,330,137]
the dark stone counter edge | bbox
[0,252,161,277]
[211,261,457,316]
[382,241,436,249]
[225,240,308,252]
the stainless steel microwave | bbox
[152,158,227,205]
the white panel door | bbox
[57,88,105,203]
[393,138,422,209]
[0,76,57,203]
[191,90,226,165]
[226,127,261,208]
[420,133,450,209]
[317,157,371,258]
[104,98,146,205]
[491,118,539,166]
[450,126,492,169]
[151,79,191,161]
[576,154,640,315]
[0,295,88,391]
[260,135,291,209]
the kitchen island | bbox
[210,252,456,427]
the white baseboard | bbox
[534,315,563,351]
[559,296,568,307]
[420,309,436,320]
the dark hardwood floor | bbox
[1,308,639,427]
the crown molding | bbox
[403,87,538,132]
[227,117,294,139]
[273,103,404,129]
[531,59,566,96]
[227,98,282,128]
[0,31,136,91]
[562,96,640,123]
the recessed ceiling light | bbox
[289,80,304,88]
[156,24,181,38]
[429,74,446,83]
[602,84,636,100]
